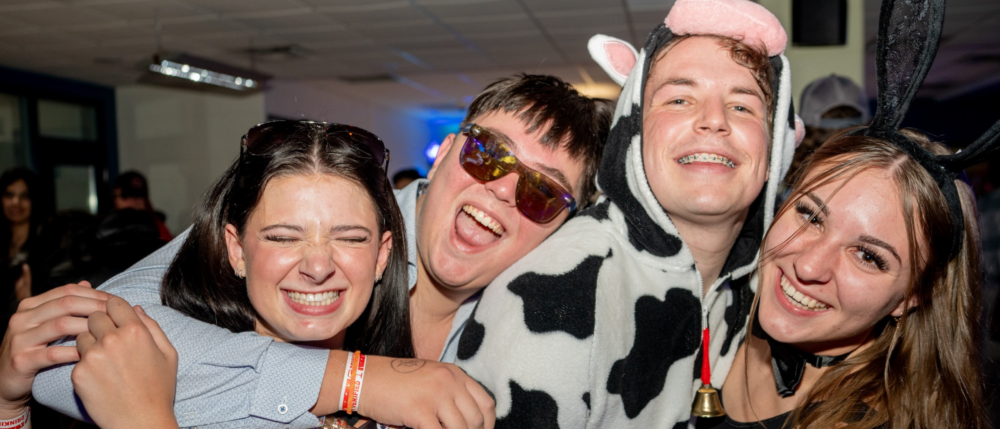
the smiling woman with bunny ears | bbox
[710,0,996,427]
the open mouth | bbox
[462,204,505,236]
[780,275,830,311]
[677,153,736,168]
[285,290,341,306]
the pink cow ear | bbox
[588,35,638,86]
[794,116,805,147]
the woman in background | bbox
[1,168,46,335]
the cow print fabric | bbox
[457,18,796,429]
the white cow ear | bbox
[588,35,637,87]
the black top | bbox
[698,411,791,429]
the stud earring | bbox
[235,268,244,279]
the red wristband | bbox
[0,407,29,429]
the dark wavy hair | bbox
[1,168,46,257]
[162,122,413,358]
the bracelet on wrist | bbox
[0,406,29,429]
[340,351,366,414]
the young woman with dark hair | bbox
[159,121,413,358]
[1,168,46,335]
[69,121,415,428]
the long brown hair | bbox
[753,130,985,429]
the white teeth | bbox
[677,153,736,168]
[462,205,505,236]
[287,290,340,306]
[779,275,828,311]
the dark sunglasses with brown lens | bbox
[459,124,576,224]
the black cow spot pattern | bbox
[457,317,486,360]
[720,275,753,357]
[496,380,560,429]
[581,198,612,221]
[606,288,701,418]
[508,252,608,339]
[583,392,591,411]
[595,77,683,259]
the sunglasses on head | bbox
[459,124,577,224]
[240,120,389,170]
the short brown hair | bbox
[463,74,615,203]
[653,35,775,128]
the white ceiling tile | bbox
[538,11,626,30]
[5,7,119,27]
[159,19,247,35]
[87,2,206,21]
[65,25,157,42]
[417,0,523,18]
[352,21,447,39]
[183,0,305,14]
[520,0,613,13]
[235,13,334,31]
[323,5,430,24]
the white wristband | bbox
[338,352,356,411]
[0,407,29,429]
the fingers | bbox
[453,390,486,429]
[17,283,111,317]
[466,379,495,429]
[438,402,470,429]
[86,311,116,340]
[12,345,81,375]
[134,306,175,359]
[105,297,141,326]
[21,315,90,346]
[76,332,96,356]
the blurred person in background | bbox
[1,168,46,334]
[113,171,172,241]
[785,74,869,188]
[392,168,424,190]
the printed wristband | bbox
[345,351,362,414]
[349,353,367,413]
[339,352,356,412]
[0,407,30,429]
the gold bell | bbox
[691,383,726,418]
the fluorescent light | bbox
[149,59,260,91]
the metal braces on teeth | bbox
[677,154,736,168]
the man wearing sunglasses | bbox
[26,74,613,428]
[455,0,800,427]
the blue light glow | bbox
[425,141,441,164]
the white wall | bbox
[264,80,430,177]
[115,85,266,234]
[759,0,866,105]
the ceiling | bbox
[0,0,997,110]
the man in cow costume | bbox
[456,0,800,427]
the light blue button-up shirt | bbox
[32,179,479,428]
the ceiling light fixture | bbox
[143,53,270,94]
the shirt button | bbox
[278,404,288,414]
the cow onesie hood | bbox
[456,1,800,428]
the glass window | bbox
[54,164,98,214]
[38,100,97,141]
[0,93,25,172]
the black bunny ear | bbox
[869,0,946,130]
[937,119,1000,172]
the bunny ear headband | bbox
[844,0,1000,259]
